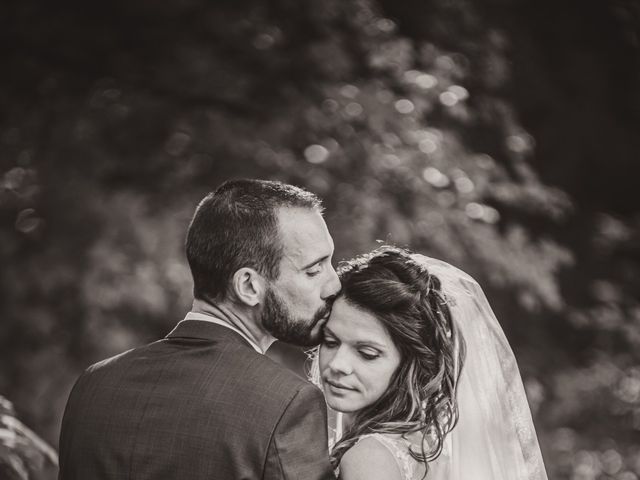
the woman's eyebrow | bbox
[323,326,338,338]
[355,340,386,350]
[324,327,387,349]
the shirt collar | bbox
[183,311,264,354]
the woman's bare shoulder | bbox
[339,435,404,480]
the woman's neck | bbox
[341,412,355,432]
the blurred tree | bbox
[1,0,639,479]
[0,395,57,480]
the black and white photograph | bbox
[1,1,639,479]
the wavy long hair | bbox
[316,246,466,475]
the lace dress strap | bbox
[357,433,418,480]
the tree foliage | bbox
[0,396,57,480]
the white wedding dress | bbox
[334,256,548,480]
[351,433,429,480]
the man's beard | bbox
[261,287,332,347]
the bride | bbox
[311,246,548,480]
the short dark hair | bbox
[186,179,323,301]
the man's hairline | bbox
[273,202,328,267]
[216,204,323,302]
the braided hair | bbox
[327,246,466,475]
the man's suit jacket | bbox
[58,320,335,479]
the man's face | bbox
[261,207,341,347]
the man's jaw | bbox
[308,304,332,335]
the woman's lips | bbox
[324,378,356,392]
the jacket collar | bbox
[165,319,258,352]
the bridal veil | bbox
[411,255,548,480]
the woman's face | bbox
[319,297,402,414]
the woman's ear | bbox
[231,268,265,306]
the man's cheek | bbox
[290,284,311,303]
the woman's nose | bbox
[327,348,353,375]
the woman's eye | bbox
[359,350,380,361]
[322,338,339,348]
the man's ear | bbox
[231,268,265,307]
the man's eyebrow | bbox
[301,254,330,270]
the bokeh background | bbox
[1,0,640,478]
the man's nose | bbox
[321,266,341,300]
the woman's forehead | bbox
[327,298,393,345]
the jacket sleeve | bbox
[263,382,336,480]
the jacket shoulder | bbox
[230,345,318,402]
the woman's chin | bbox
[326,399,345,413]
[324,393,358,414]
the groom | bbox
[58,179,340,479]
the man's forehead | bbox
[276,206,324,232]
[276,207,333,264]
